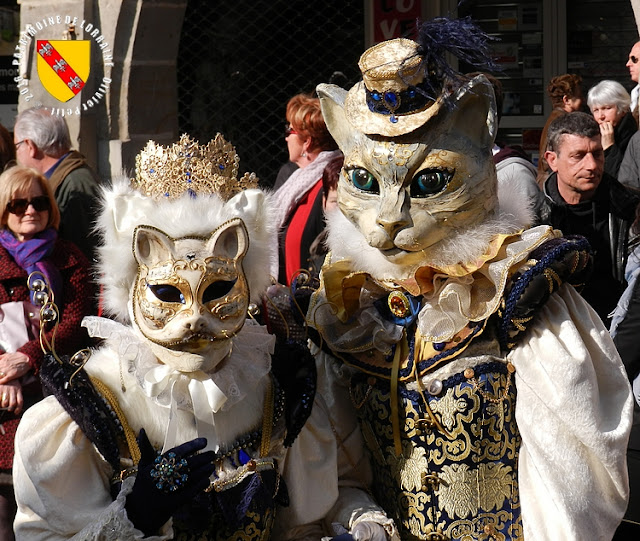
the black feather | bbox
[413,17,499,101]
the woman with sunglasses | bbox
[0,166,93,540]
[272,93,341,285]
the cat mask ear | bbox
[443,74,498,150]
[133,219,249,269]
[317,83,352,150]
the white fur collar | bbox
[325,176,535,282]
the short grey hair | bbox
[14,108,71,158]
[547,111,601,153]
[587,80,631,114]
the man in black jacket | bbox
[538,111,640,325]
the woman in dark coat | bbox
[588,79,638,178]
[0,166,93,539]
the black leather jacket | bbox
[537,172,640,321]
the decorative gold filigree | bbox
[133,133,258,200]
[394,442,429,491]
[438,463,513,519]
[429,390,469,431]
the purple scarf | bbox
[0,228,63,305]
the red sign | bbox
[372,0,422,43]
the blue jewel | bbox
[408,89,416,98]
[372,92,381,101]
[219,164,225,170]
[238,449,251,465]
[186,171,191,178]
[390,114,398,123]
[149,168,155,173]
[433,342,446,351]
[384,91,398,108]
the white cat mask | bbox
[96,135,275,372]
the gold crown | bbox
[132,133,258,200]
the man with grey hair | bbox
[13,107,102,260]
[538,111,640,324]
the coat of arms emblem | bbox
[36,40,90,102]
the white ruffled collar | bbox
[311,225,558,354]
[81,316,275,452]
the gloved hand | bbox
[351,521,389,541]
[125,429,216,536]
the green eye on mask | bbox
[411,169,453,197]
[349,168,379,194]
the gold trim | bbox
[391,332,407,456]
[259,376,274,457]
[90,376,141,465]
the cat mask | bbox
[132,220,250,371]
[97,135,275,372]
[318,68,498,270]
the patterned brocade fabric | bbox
[349,325,522,541]
[172,474,279,540]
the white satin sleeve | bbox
[510,284,632,541]
[273,345,398,541]
[13,395,172,541]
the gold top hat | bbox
[344,38,445,137]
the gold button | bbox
[507,362,516,373]
[246,460,257,471]
[484,523,496,535]
[464,367,475,379]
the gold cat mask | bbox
[96,135,275,372]
[318,49,499,269]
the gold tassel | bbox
[259,376,274,457]
[391,331,407,457]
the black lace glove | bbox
[125,429,216,536]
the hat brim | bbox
[344,81,443,137]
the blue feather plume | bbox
[413,17,499,101]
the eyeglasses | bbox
[285,123,298,136]
[7,196,50,215]
[14,140,26,150]
[630,55,639,64]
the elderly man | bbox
[539,111,640,324]
[13,107,102,260]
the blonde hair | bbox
[286,93,337,153]
[0,166,60,230]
